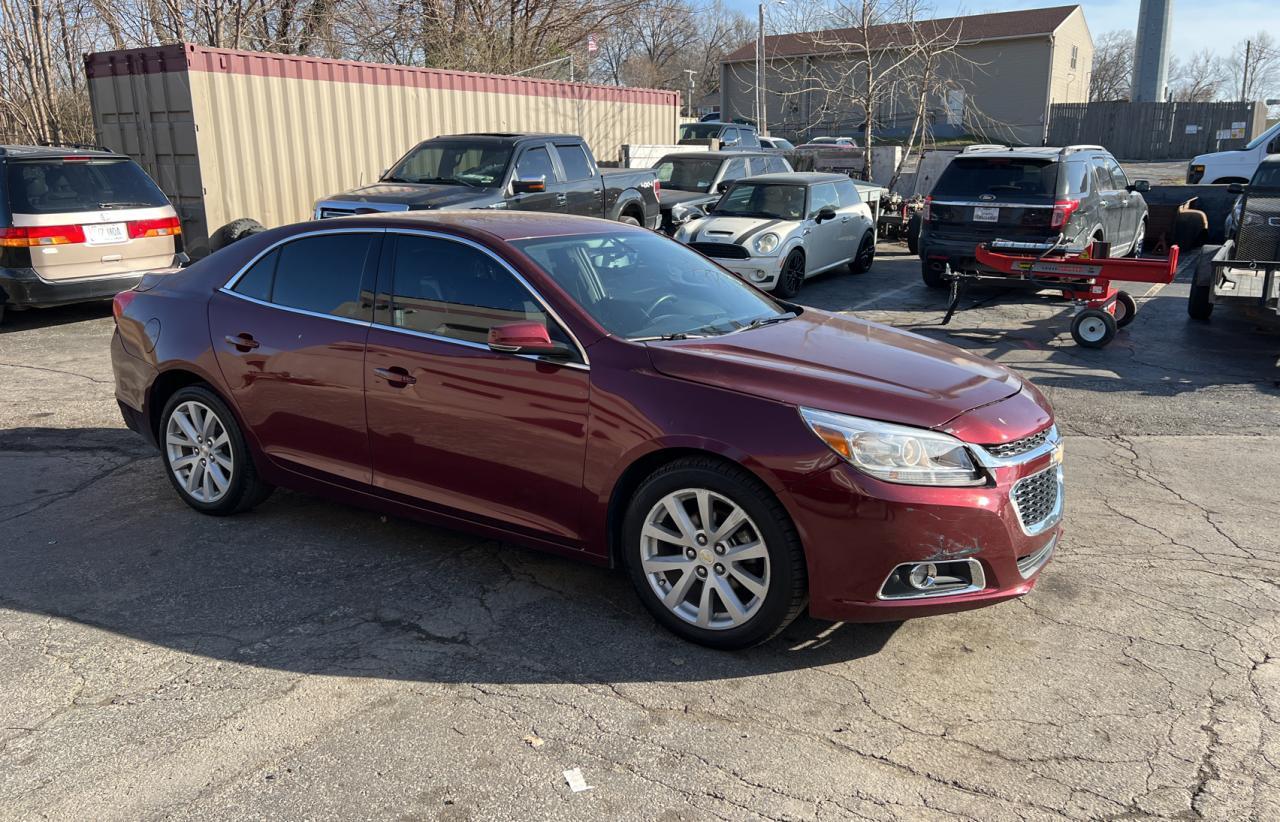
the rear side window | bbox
[747,156,771,175]
[515,146,555,181]
[7,159,169,215]
[723,158,749,181]
[265,233,378,320]
[385,234,571,350]
[933,158,1057,199]
[1065,161,1090,197]
[233,251,276,302]
[739,130,761,149]
[835,179,861,207]
[767,156,791,173]
[555,145,594,181]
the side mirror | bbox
[717,181,732,194]
[488,321,569,357]
[1268,139,1279,154]
[1227,182,1245,194]
[512,176,547,195]
[815,205,838,223]
[1128,179,1151,193]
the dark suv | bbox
[918,145,1150,288]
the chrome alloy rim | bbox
[641,489,770,630]
[165,401,233,503]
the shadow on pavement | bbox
[0,426,901,685]
[0,301,113,333]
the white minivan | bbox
[1188,120,1280,184]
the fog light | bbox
[908,563,938,589]
[750,269,768,282]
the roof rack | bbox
[1060,145,1105,155]
[36,140,113,152]
[961,144,1010,153]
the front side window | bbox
[679,123,725,140]
[514,231,787,341]
[1105,158,1128,189]
[270,233,378,320]
[722,158,749,181]
[386,141,511,187]
[809,182,840,215]
[386,234,572,351]
[713,183,806,220]
[738,130,761,148]
[515,146,556,182]
[7,158,169,215]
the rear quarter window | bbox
[7,159,169,215]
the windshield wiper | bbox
[97,201,153,209]
[413,176,480,188]
[379,175,410,183]
[735,311,797,333]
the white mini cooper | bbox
[674,172,878,297]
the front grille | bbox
[318,208,355,219]
[688,241,749,259]
[986,428,1051,459]
[1012,467,1061,533]
[1236,194,1280,262]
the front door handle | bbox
[841,215,851,223]
[225,333,259,351]
[555,192,568,205]
[373,366,416,387]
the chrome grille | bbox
[1012,467,1060,533]
[986,428,1051,459]
[318,207,356,219]
[1237,194,1280,262]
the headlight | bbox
[754,232,780,254]
[799,407,985,486]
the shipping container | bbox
[85,44,682,256]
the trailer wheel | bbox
[210,218,266,252]
[1113,291,1137,328]
[1188,248,1216,321]
[1071,308,1117,348]
[906,213,921,255]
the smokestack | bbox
[1132,0,1173,102]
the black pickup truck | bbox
[314,133,661,228]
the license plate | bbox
[83,222,127,245]
[972,207,1000,223]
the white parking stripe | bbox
[841,282,921,312]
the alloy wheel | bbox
[165,400,234,503]
[640,488,770,630]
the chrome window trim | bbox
[876,558,987,601]
[1016,533,1057,579]
[368,321,589,372]
[972,425,1060,469]
[314,201,410,219]
[217,288,373,328]
[223,226,388,291]
[1011,463,1065,537]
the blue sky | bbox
[725,1,1280,60]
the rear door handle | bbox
[225,333,259,351]
[373,366,416,386]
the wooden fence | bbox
[1046,101,1267,160]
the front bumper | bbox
[1,256,186,309]
[787,446,1063,623]
[717,254,786,289]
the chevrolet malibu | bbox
[111,212,1062,649]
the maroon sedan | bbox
[111,212,1062,649]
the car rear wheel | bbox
[623,457,807,649]
[773,250,806,298]
[849,231,875,274]
[618,215,642,227]
[161,385,273,515]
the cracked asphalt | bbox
[1,242,1278,821]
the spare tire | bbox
[209,218,266,253]
[1174,210,1208,251]
[906,212,922,255]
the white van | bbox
[1188,120,1280,184]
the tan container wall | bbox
[88,45,681,256]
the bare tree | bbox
[1222,31,1280,102]
[1088,29,1133,102]
[1168,49,1225,103]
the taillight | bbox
[0,225,87,247]
[922,195,932,221]
[128,216,182,238]
[112,289,139,320]
[654,179,661,201]
[1050,199,1081,230]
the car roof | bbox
[734,172,849,186]
[0,144,123,160]
[312,210,651,243]
[429,133,579,143]
[956,145,1106,161]
[659,151,772,161]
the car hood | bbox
[645,309,1025,431]
[682,214,797,244]
[659,189,716,212]
[318,182,492,209]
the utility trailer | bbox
[1188,160,1280,322]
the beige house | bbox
[720,5,1093,146]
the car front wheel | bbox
[160,385,273,515]
[623,457,807,649]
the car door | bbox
[364,230,591,544]
[805,182,844,270]
[508,143,563,214]
[1104,158,1138,247]
[834,178,869,252]
[554,143,604,218]
[1089,156,1124,243]
[208,229,381,485]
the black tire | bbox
[1188,247,1216,321]
[1070,308,1118,348]
[1113,290,1137,328]
[906,213,921,255]
[622,456,807,649]
[921,259,947,289]
[849,231,875,274]
[618,214,642,227]
[209,218,266,253]
[773,250,806,298]
[159,385,273,515]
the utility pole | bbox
[683,69,696,117]
[1241,39,1252,101]
[755,3,764,130]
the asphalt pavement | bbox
[1,242,1277,821]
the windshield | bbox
[768,139,796,150]
[932,157,1057,199]
[513,231,788,340]
[654,157,723,193]
[713,182,806,220]
[1244,121,1280,151]
[6,159,168,215]
[385,141,511,187]
[1252,163,1280,188]
[680,123,728,139]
